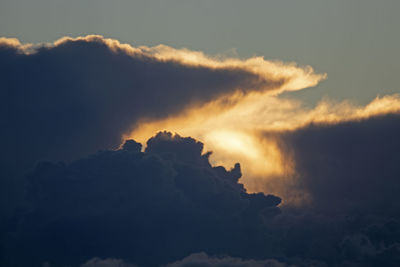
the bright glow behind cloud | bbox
[129,91,400,204]
[3,35,399,205]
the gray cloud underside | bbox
[274,113,400,215]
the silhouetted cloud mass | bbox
[276,113,400,215]
[1,36,400,267]
[3,132,281,266]
[2,120,400,266]
[0,35,321,233]
[257,113,400,266]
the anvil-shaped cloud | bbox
[0,35,325,169]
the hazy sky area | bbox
[1,0,399,105]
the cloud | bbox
[3,133,281,267]
[128,89,400,198]
[0,34,325,176]
[164,252,290,267]
[80,253,289,267]
[81,257,138,267]
[11,129,399,267]
[270,113,400,214]
[243,114,400,266]
[4,113,400,267]
[2,35,400,267]
[0,35,324,230]
[124,100,400,266]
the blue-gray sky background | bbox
[1,0,399,105]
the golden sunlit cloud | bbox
[128,92,400,206]
[0,37,36,53]
[0,35,326,96]
[138,44,326,93]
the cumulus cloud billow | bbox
[2,133,281,267]
[4,125,400,266]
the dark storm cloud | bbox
[255,113,400,266]
[2,132,281,267]
[277,113,400,215]
[3,116,400,266]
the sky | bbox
[1,0,399,105]
[1,1,400,267]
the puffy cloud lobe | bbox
[3,133,281,267]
